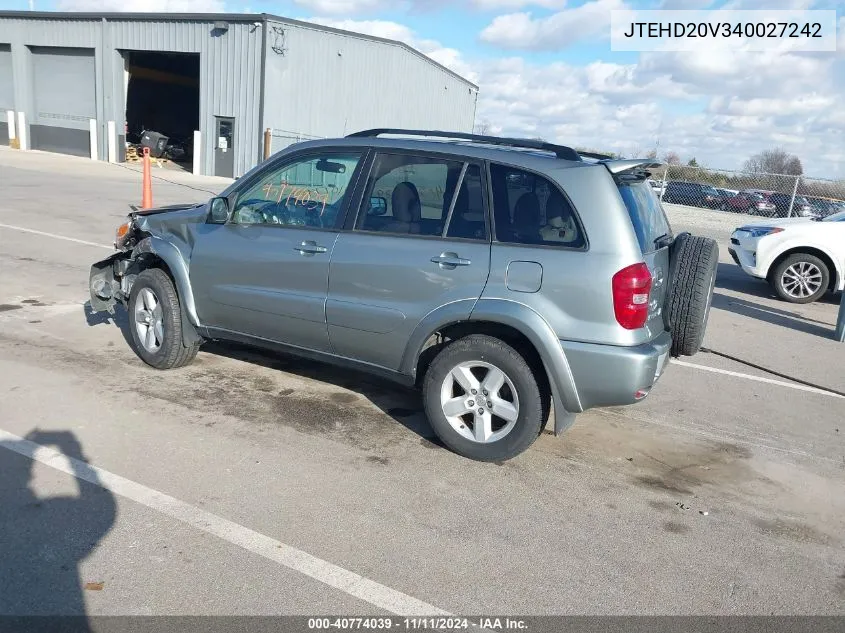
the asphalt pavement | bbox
[1,147,843,619]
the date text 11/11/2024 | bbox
[307,617,529,630]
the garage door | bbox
[0,44,12,145]
[30,46,95,157]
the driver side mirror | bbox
[368,196,387,216]
[208,197,231,224]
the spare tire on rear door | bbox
[665,233,719,357]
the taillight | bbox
[612,263,653,330]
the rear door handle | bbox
[295,240,328,255]
[431,252,471,269]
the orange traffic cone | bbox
[141,146,153,209]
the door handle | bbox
[295,240,328,255]
[431,252,471,269]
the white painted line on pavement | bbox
[0,428,451,617]
[0,223,113,250]
[671,359,844,399]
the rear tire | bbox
[128,268,200,369]
[422,335,545,462]
[666,234,719,357]
[771,253,829,304]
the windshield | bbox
[702,185,719,195]
[617,178,672,253]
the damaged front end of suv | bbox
[88,203,209,347]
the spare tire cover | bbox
[665,234,719,357]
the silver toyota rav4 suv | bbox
[89,129,718,461]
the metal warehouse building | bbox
[0,11,478,178]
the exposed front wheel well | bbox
[126,253,202,347]
[766,247,838,292]
[415,321,550,396]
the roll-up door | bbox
[30,46,96,157]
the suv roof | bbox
[276,130,666,182]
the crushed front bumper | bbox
[89,252,131,314]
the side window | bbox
[356,153,464,236]
[488,163,585,248]
[231,153,362,229]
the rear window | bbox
[617,179,672,254]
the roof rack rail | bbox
[346,128,583,162]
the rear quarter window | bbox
[617,179,672,254]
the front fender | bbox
[133,236,202,347]
[133,236,199,327]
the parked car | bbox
[728,210,845,303]
[721,191,777,216]
[89,129,718,462]
[806,196,845,218]
[661,181,722,208]
[766,192,817,218]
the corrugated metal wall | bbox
[0,14,478,174]
[0,16,262,176]
[0,44,13,113]
[262,19,478,155]
[105,19,262,176]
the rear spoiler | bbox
[598,159,665,174]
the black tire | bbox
[128,268,200,369]
[666,234,719,357]
[422,334,546,462]
[770,253,829,304]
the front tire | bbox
[771,254,829,304]
[422,335,546,462]
[128,268,200,369]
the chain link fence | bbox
[653,164,845,220]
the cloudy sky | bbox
[3,0,844,177]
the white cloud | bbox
[471,0,568,9]
[479,0,627,50]
[291,0,448,15]
[303,14,843,175]
[291,0,391,14]
[472,46,845,176]
[57,0,225,9]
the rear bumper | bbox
[561,331,672,411]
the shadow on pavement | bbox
[711,291,834,338]
[712,264,836,337]
[0,430,117,630]
[202,340,446,448]
[81,299,446,447]
[83,301,134,351]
